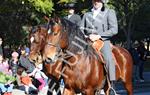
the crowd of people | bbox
[0,38,48,95]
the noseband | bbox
[45,41,63,63]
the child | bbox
[16,65,37,94]
[0,54,16,95]
[28,63,48,95]
[0,72,15,95]
[19,71,37,94]
[0,54,12,75]
[19,47,35,74]
[9,52,19,77]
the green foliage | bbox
[58,0,84,3]
[0,72,16,84]
[28,0,54,15]
[109,0,150,44]
[0,0,149,49]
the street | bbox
[116,72,150,95]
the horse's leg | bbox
[47,78,56,95]
[103,74,112,95]
[123,81,133,95]
[84,88,94,95]
[63,88,75,95]
[47,77,61,95]
[54,81,61,95]
[103,83,110,95]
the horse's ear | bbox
[28,26,32,33]
[56,17,61,24]
[44,16,50,22]
[37,26,41,31]
[58,18,61,24]
[53,16,61,24]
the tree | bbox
[27,0,54,15]
[109,0,150,48]
[0,0,149,50]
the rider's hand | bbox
[89,34,101,42]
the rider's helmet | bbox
[92,0,108,3]
[66,2,76,9]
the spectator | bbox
[30,64,48,91]
[9,52,19,77]
[0,72,15,95]
[0,54,16,95]
[24,45,30,56]
[19,47,35,74]
[19,47,42,94]
[17,70,37,94]
[137,41,147,82]
[128,47,140,81]
[0,54,12,75]
[17,45,22,57]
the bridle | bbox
[44,39,63,64]
[44,20,69,64]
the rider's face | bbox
[68,9,75,15]
[93,1,103,9]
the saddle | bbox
[91,39,117,65]
[90,39,104,63]
[92,39,104,52]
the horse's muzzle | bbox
[45,58,55,64]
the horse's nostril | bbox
[33,60,36,62]
[48,58,52,61]
[45,58,52,63]
[48,58,53,63]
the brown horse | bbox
[29,26,48,62]
[39,18,133,95]
[29,25,63,95]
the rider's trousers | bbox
[100,40,116,81]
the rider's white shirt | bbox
[92,7,102,19]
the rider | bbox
[80,0,118,91]
[64,2,81,26]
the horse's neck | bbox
[59,32,68,49]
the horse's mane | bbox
[60,19,86,52]
[60,18,100,59]
[31,24,48,33]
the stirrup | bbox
[109,87,118,95]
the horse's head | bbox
[29,26,48,63]
[43,17,68,63]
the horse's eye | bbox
[53,32,58,36]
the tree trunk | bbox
[126,14,134,49]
